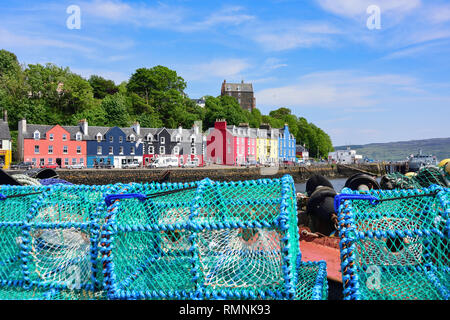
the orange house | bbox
[22,124,87,168]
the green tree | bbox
[127,66,186,105]
[88,75,118,99]
[101,93,131,127]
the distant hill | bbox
[334,138,450,162]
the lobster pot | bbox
[101,175,326,300]
[0,185,51,287]
[0,184,120,298]
[337,186,449,300]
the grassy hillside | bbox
[335,138,450,162]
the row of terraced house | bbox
[13,118,298,169]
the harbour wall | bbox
[55,163,386,185]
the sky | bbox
[0,0,449,146]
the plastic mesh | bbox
[100,176,313,300]
[0,183,121,299]
[295,261,328,300]
[383,166,449,190]
[0,175,327,300]
[336,185,449,300]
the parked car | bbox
[148,157,179,168]
[67,163,85,169]
[40,164,59,169]
[122,162,140,169]
[10,162,33,170]
[94,163,114,169]
[182,159,199,168]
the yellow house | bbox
[0,117,12,169]
[256,125,279,164]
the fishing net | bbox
[336,185,449,300]
[0,175,328,300]
[0,183,121,299]
[381,165,449,190]
[100,175,325,300]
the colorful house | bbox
[206,120,256,166]
[0,111,12,169]
[18,119,87,168]
[279,124,296,162]
[256,124,279,165]
[86,123,144,168]
[142,124,204,167]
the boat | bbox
[407,150,437,172]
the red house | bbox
[206,120,256,166]
[18,120,87,168]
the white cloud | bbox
[0,28,93,54]
[249,21,342,51]
[255,70,421,109]
[316,0,421,18]
[179,58,251,82]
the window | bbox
[72,158,76,165]
[191,137,195,143]
[48,145,53,154]
[148,146,154,154]
[64,158,69,166]
[129,135,135,142]
[80,158,84,164]
[34,131,40,140]
[146,134,152,141]
[130,146,135,155]
[48,158,53,164]
[49,134,54,141]
[173,146,179,155]
[191,147,196,155]
[160,146,165,154]
[63,146,68,154]
[62,134,67,141]
[119,146,124,155]
[97,146,102,155]
[109,136,113,143]
[76,133,82,141]
[77,146,81,154]
[119,136,123,143]
[160,137,165,144]
[96,133,102,142]
[34,145,40,154]
[109,146,113,154]
[176,135,181,142]
[32,158,36,165]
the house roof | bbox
[0,121,11,140]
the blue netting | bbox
[0,175,328,300]
[336,185,449,300]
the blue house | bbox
[86,125,144,168]
[278,124,296,162]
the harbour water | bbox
[294,178,348,194]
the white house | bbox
[328,147,363,164]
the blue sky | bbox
[1,0,449,146]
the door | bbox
[56,158,62,168]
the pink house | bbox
[20,121,87,168]
[206,120,256,166]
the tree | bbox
[127,66,186,105]
[88,75,118,99]
[101,93,131,127]
[0,49,21,78]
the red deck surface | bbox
[299,240,342,283]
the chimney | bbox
[19,118,27,134]
[178,126,182,134]
[132,121,140,135]
[193,123,199,135]
[79,119,88,136]
[3,110,7,123]
[18,119,27,162]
